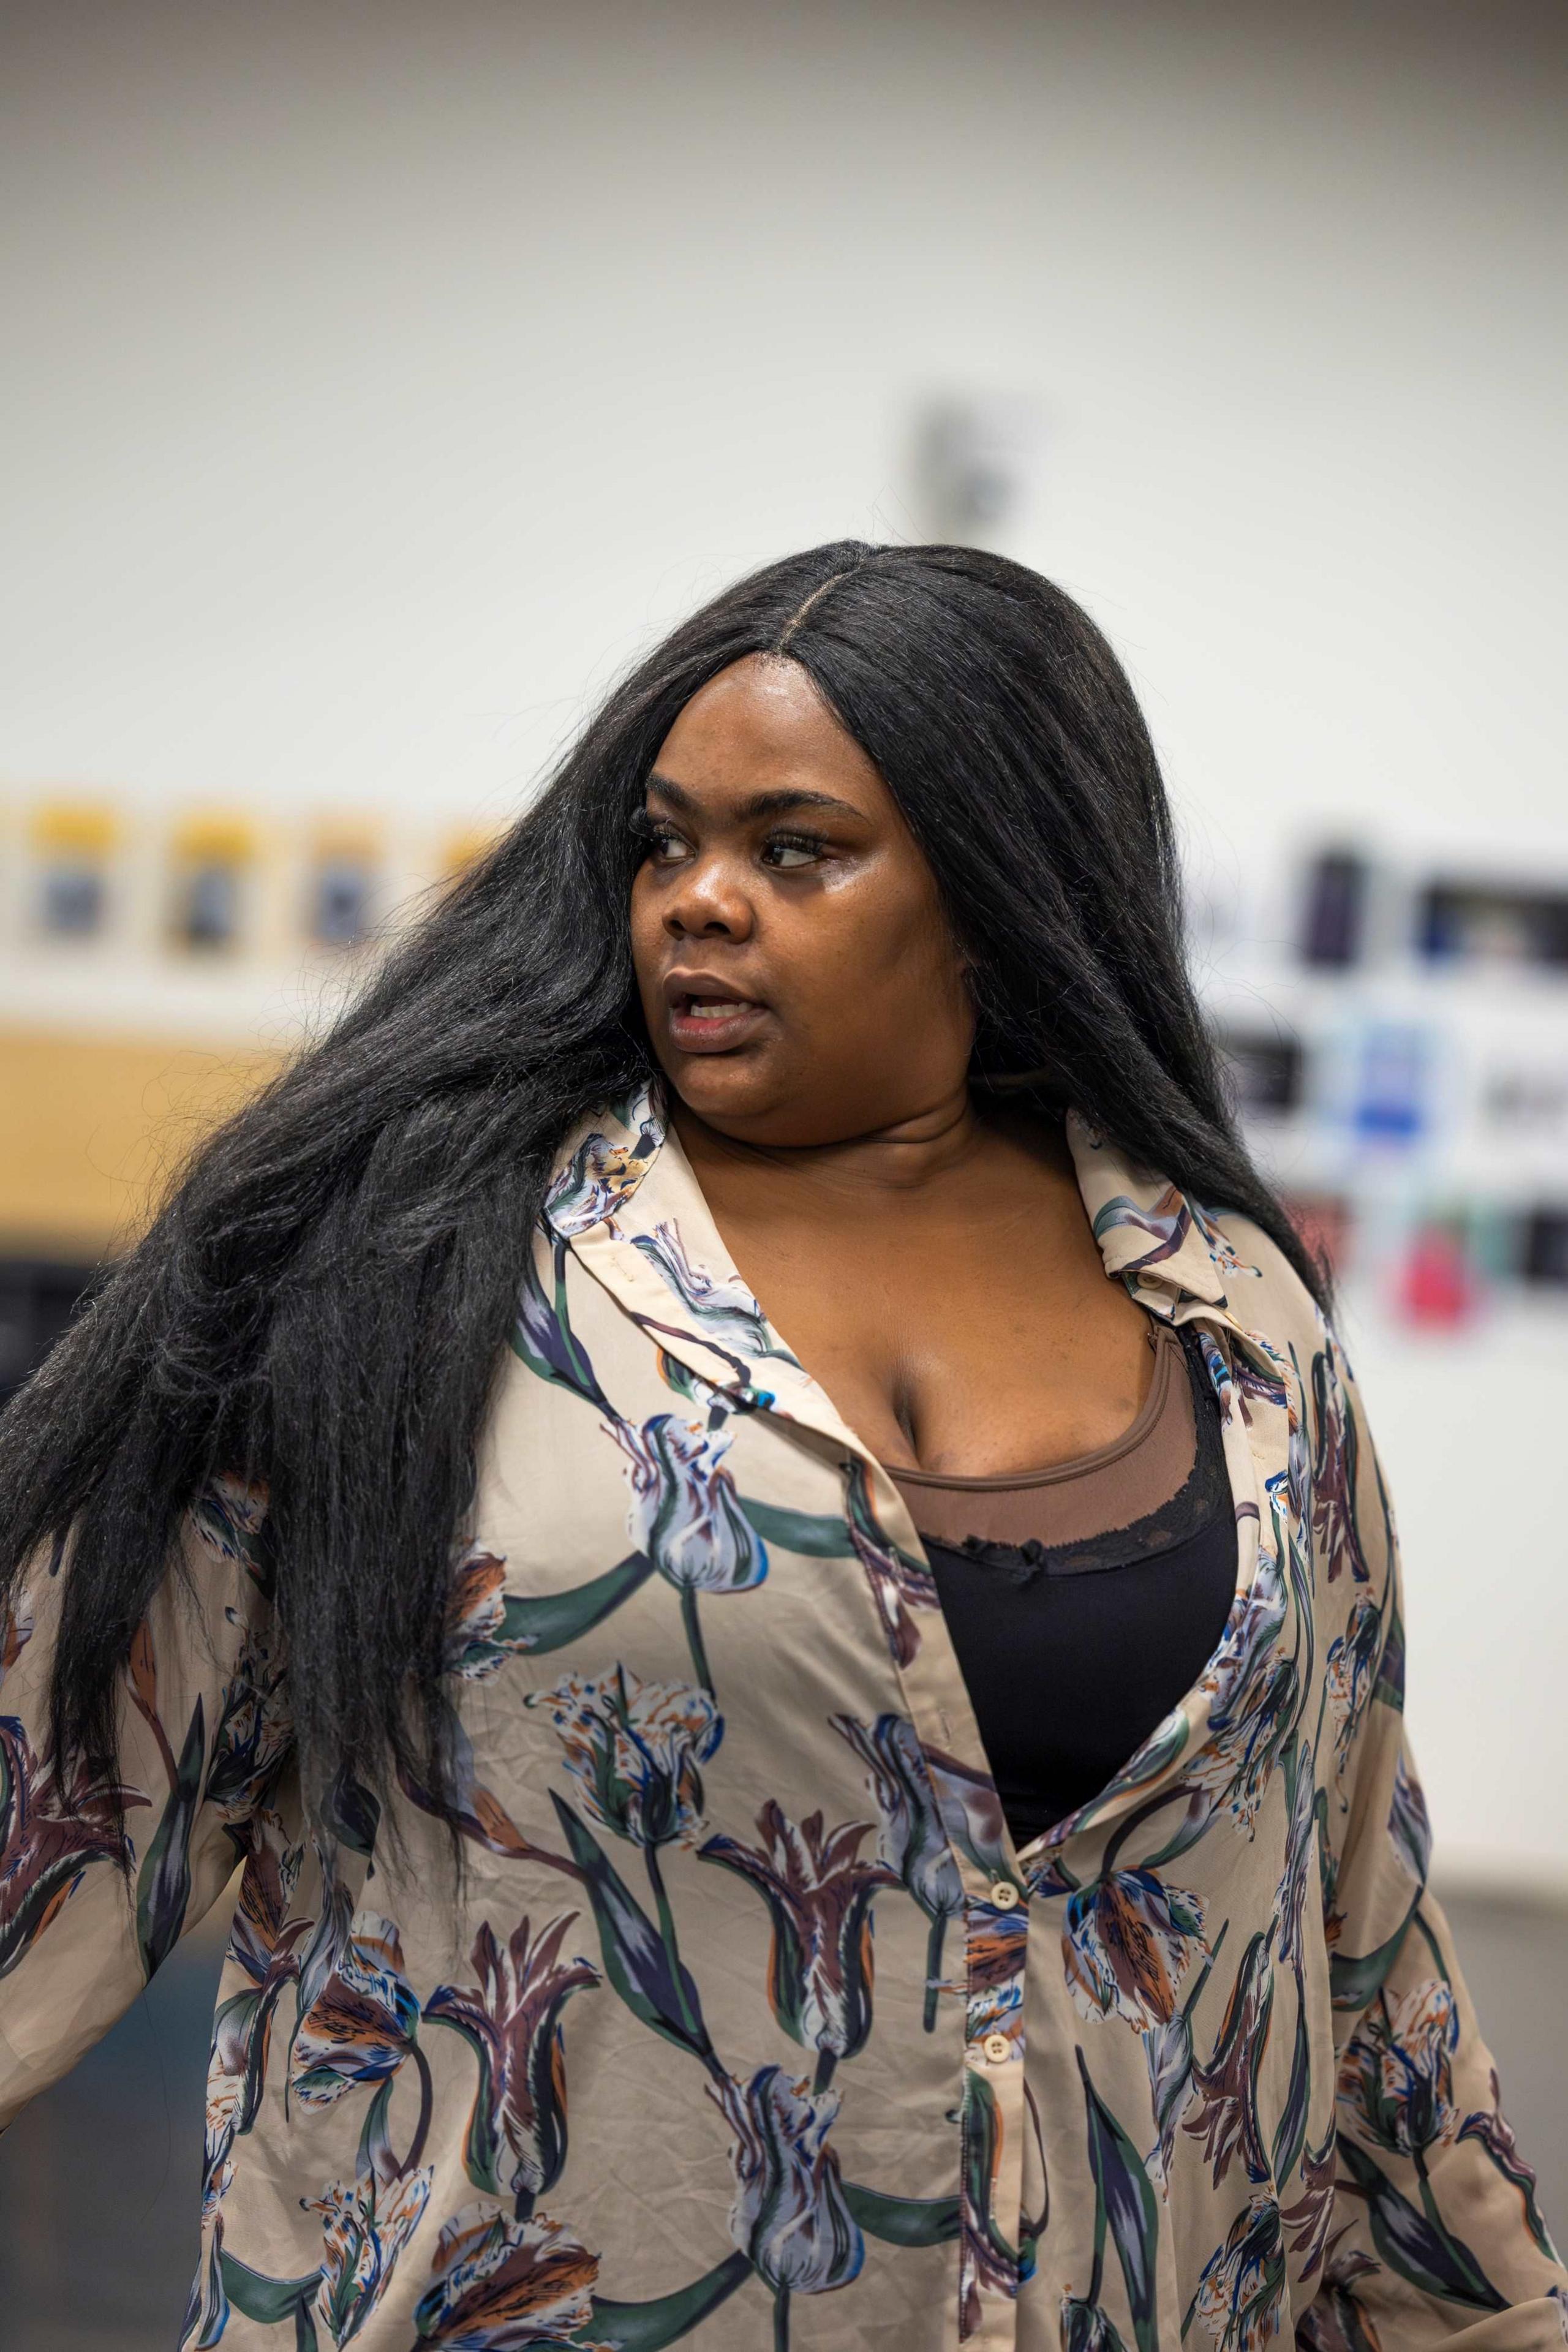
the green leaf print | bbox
[1337,2138,1506,2312]
[551,1795,715,2065]
[1329,1896,1420,2013]
[736,1497,857,1558]
[502,1552,657,1654]
[1079,2046,1160,2352]
[217,2250,319,2324]
[136,1695,206,1978]
[842,2181,962,2245]
[578,2250,754,2348]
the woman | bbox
[0,544,1560,2351]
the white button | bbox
[981,2032,1011,2064]
[989,1881,1020,1910]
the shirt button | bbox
[981,2032,1011,2064]
[989,1881,1020,1910]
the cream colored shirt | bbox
[1,1079,1563,2350]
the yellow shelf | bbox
[0,1026,283,1259]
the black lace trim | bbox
[928,1325,1229,1583]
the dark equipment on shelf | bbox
[1299,848,1368,968]
[0,1259,100,1406]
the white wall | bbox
[2,0,1566,1879]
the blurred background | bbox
[1,1,1565,2342]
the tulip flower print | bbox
[410,2203,608,2348]
[543,1109,662,1237]
[701,1801,897,2090]
[205,1620,292,1822]
[711,2064,864,2348]
[304,2151,433,2346]
[614,1412,766,1691]
[291,1913,429,2155]
[832,1711,962,2030]
[1185,1551,1297,1833]
[424,1912,600,2214]
[1183,1930,1275,2188]
[1310,1344,1371,1586]
[1340,1979,1459,2160]
[631,1218,800,1364]
[1191,2193,1287,2352]
[0,1713,142,1981]
[1063,1867,1208,2033]
[527,1666,721,1850]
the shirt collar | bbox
[1063,1108,1234,1310]
[546,1077,1237,1320]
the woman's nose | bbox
[663,859,755,940]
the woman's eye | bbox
[761,833,827,870]
[636,817,690,863]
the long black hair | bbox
[0,541,1324,1834]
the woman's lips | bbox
[665,992,771,1054]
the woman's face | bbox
[630,653,974,1147]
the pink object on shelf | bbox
[1396,1223,1477,1328]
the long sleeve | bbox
[0,1476,291,2128]
[1296,1341,1568,2350]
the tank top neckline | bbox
[882,1321,1177,1494]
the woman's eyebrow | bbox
[646,771,862,820]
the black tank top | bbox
[883,1322,1236,1850]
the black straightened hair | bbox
[0,541,1325,1838]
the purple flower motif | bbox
[1295,2228,1384,2352]
[206,1810,308,2169]
[0,1713,143,1980]
[1457,2066,1561,2261]
[1281,2120,1340,2282]
[1064,1868,1208,2032]
[189,1473,271,1584]
[0,1589,34,1689]
[1273,1740,1318,1975]
[443,1550,536,1683]
[292,1912,421,2109]
[701,1801,897,2070]
[1142,1923,1229,2194]
[1183,1929,1275,2187]
[921,1743,1011,1883]
[710,2065,864,2295]
[412,2203,607,2347]
[527,1666,721,1849]
[1090,1184,1199,1277]
[424,1913,600,2209]
[843,1458,939,1669]
[1193,2193,1287,2352]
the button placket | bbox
[958,1884,1031,2342]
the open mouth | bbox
[674,991,756,1019]
[662,976,770,1052]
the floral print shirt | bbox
[1,1080,1564,2352]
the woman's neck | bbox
[666,1082,1066,1217]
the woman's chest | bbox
[715,1229,1158,1476]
